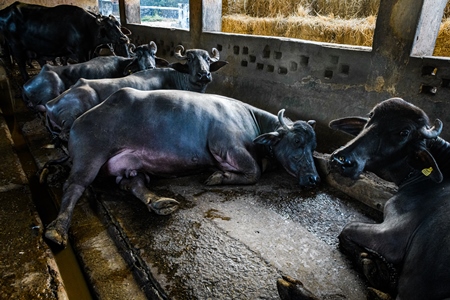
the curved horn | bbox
[149,41,157,54]
[419,119,443,139]
[128,43,136,54]
[210,48,220,62]
[174,45,186,60]
[278,109,291,130]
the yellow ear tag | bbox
[422,167,433,176]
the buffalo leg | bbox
[206,146,261,185]
[45,183,86,247]
[11,49,30,81]
[45,154,107,248]
[339,225,399,295]
[118,173,179,215]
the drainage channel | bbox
[2,92,94,299]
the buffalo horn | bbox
[128,43,136,54]
[419,119,443,139]
[210,48,220,62]
[278,109,291,130]
[174,45,186,60]
[149,41,157,54]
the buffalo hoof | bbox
[44,220,68,248]
[360,252,398,293]
[367,287,393,300]
[205,171,226,185]
[276,275,319,300]
[149,197,180,215]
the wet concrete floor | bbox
[0,62,394,299]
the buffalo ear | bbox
[120,26,131,35]
[156,57,170,67]
[408,149,443,183]
[210,61,228,72]
[329,117,368,136]
[253,132,282,146]
[169,62,189,73]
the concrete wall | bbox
[120,0,450,152]
[8,0,448,152]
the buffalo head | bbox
[96,14,130,45]
[123,41,169,75]
[329,98,443,185]
[170,45,228,88]
[254,109,320,187]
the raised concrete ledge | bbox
[0,109,67,300]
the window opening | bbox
[98,0,121,20]
[222,0,380,47]
[433,1,450,57]
[138,0,189,29]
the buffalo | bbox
[44,45,228,141]
[0,2,130,81]
[44,88,320,247]
[278,97,450,299]
[22,41,169,110]
[328,98,450,299]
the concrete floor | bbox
[0,62,393,300]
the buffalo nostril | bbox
[300,174,320,187]
[309,175,320,185]
[197,72,211,80]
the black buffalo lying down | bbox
[279,98,450,299]
[22,41,169,110]
[44,88,320,247]
[45,46,228,141]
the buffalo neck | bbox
[428,137,450,176]
[399,137,450,188]
[249,107,280,160]
[250,107,280,134]
[172,70,208,93]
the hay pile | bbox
[222,0,380,18]
[223,0,450,55]
[222,0,378,47]
[434,18,450,56]
[434,2,450,56]
[222,14,375,47]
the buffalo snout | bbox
[330,151,355,170]
[329,149,363,180]
[197,71,212,82]
[299,173,321,187]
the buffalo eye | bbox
[399,130,410,137]
[368,112,374,118]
